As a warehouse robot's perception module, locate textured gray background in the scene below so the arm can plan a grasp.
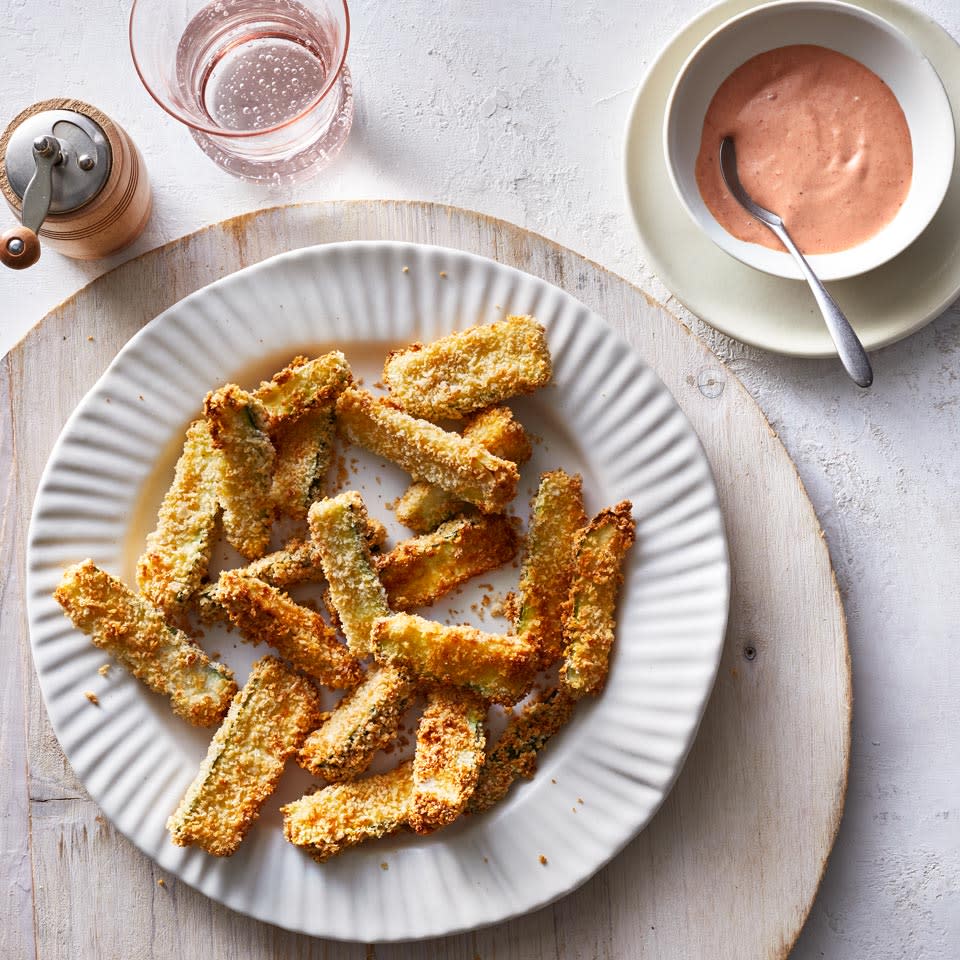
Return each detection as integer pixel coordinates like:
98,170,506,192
1,1,958,956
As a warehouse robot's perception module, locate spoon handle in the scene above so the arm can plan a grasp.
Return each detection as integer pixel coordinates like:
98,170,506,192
772,226,873,387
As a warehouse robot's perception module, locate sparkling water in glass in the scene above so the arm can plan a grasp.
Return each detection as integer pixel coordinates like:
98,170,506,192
131,0,352,183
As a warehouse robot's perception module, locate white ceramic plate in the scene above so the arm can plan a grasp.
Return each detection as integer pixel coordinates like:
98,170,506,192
625,0,960,356
27,242,729,942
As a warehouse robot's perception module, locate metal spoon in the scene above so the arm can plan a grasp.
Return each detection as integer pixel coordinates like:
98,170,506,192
719,137,873,388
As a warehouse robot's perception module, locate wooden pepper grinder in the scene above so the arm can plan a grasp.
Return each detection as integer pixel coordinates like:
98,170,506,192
0,98,151,269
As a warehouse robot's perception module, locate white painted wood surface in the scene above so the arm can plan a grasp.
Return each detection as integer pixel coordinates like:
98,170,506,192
0,201,849,959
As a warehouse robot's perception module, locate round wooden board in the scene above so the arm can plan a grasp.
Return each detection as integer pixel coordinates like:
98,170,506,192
1,201,849,960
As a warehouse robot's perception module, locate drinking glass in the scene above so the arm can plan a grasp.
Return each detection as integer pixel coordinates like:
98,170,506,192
130,0,352,183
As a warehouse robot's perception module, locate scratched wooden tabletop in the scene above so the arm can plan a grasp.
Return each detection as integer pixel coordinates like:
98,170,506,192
1,201,849,959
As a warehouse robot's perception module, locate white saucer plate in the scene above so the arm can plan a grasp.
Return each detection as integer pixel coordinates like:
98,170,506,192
27,242,729,941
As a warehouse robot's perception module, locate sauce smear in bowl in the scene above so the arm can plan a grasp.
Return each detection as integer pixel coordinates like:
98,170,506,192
695,44,912,254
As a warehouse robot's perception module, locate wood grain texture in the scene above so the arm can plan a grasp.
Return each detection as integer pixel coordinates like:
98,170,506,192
0,201,850,959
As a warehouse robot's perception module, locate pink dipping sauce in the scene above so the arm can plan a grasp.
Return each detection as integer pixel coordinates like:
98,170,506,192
695,44,913,254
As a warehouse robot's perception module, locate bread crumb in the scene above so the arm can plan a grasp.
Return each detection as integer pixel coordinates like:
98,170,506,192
380,862,389,871
98,664,111,678
138,394,144,401
402,265,409,273
551,778,557,784
539,855,548,865
483,856,489,864
84,691,100,706
439,271,447,279
87,335,94,342
577,797,584,804
157,877,167,888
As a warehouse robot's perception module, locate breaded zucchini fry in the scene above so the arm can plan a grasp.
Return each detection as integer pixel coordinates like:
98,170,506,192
560,501,636,698
54,560,235,726
136,419,221,614
516,471,588,667
468,687,574,814
308,491,390,657
393,482,470,535
270,405,335,520
395,406,532,533
410,688,486,833
204,384,275,560
216,572,362,689
372,613,535,705
254,351,352,427
195,538,320,623
336,387,518,514
383,315,552,420
378,515,519,611
168,656,322,856
196,514,388,624
282,761,414,862
299,665,415,781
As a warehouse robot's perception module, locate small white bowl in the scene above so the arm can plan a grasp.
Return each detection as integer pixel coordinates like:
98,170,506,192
663,0,955,281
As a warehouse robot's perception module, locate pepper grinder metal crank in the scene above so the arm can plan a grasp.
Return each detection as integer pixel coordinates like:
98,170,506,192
0,99,151,269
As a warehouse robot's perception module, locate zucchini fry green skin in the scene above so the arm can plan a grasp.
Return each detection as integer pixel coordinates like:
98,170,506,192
394,406,532,533
254,352,352,428
382,315,552,420
308,491,390,657
410,688,486,834
282,761,414,862
468,688,574,814
54,560,236,726
559,501,636,698
516,471,588,668
298,665,415,782
204,384,275,560
378,515,519,611
216,572,363,689
335,387,519,514
270,405,335,520
372,613,536,705
136,419,221,615
168,656,323,856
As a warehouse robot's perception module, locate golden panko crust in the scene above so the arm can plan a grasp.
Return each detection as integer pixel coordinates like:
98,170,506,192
560,501,636,698
136,419,221,615
516,471,588,667
298,665,415,781
462,406,533,465
167,656,323,856
309,491,391,657
253,352,352,428
394,405,531,532
270,405,335,520
410,688,486,833
216,571,362,689
195,538,320,623
378,515,519,611
335,387,519,515
382,316,552,420
372,613,536,705
54,560,236,726
468,688,574,814
282,761,414,862
204,383,275,560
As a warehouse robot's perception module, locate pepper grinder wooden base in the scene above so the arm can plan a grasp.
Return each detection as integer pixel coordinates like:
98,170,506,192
0,98,152,261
